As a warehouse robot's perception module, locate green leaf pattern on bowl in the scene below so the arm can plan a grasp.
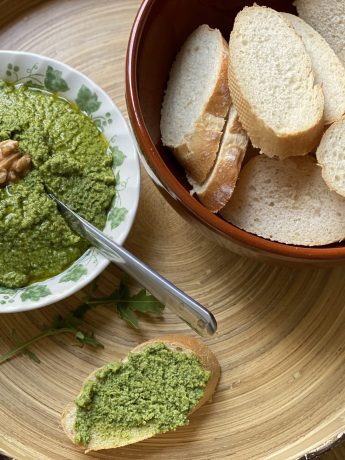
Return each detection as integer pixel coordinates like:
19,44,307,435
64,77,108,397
59,264,87,283
21,285,51,302
108,207,128,230
110,144,126,167
76,84,101,114
0,60,131,304
44,65,70,92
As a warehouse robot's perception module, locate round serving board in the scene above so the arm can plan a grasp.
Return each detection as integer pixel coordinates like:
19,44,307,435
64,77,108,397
0,1,345,459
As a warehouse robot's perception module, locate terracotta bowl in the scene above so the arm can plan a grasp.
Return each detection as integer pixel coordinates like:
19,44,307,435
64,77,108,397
126,0,345,266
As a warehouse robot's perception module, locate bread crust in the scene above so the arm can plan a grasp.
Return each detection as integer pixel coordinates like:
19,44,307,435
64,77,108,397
316,116,345,197
61,335,220,452
294,0,345,66
189,106,248,212
282,12,345,125
171,35,231,183
228,6,325,159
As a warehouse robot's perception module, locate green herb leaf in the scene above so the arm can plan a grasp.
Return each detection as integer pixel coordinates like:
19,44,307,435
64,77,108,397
44,65,69,92
76,331,103,348
24,349,41,364
11,329,41,363
0,328,79,364
129,289,165,314
117,305,139,329
115,286,164,329
51,315,64,329
76,85,101,115
75,330,85,340
118,275,130,300
0,276,164,364
72,302,94,320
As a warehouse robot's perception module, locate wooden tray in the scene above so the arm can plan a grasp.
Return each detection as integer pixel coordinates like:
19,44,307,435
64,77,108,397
0,1,345,459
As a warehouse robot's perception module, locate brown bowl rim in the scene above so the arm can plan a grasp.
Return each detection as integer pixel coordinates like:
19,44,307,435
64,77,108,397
125,0,345,262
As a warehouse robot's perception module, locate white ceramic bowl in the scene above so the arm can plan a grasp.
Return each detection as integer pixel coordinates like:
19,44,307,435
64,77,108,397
0,51,140,313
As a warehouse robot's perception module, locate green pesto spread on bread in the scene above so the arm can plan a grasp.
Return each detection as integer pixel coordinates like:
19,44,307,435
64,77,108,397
74,342,211,446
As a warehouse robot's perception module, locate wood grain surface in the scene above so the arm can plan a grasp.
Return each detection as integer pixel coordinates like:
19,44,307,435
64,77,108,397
1,1,345,459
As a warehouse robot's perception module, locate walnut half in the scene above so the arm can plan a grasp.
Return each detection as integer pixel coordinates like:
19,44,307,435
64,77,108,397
0,140,32,187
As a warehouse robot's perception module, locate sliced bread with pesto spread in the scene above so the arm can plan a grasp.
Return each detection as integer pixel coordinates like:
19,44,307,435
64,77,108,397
228,5,324,159
160,25,231,183
61,335,220,452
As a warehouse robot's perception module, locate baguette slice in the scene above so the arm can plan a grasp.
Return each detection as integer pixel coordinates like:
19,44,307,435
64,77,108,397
188,105,248,213
221,155,345,246
161,25,231,183
294,0,345,66
282,12,345,125
316,117,345,197
62,335,220,453
228,5,324,159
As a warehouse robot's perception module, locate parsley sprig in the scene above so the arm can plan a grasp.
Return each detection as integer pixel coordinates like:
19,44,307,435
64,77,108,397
0,277,164,365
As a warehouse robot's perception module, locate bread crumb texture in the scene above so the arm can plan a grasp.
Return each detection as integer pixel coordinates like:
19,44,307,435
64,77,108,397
294,0,345,65
317,117,345,197
221,155,345,246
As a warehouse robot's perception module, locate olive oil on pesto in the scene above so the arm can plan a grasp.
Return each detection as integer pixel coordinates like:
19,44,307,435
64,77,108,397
74,343,211,446
0,81,115,288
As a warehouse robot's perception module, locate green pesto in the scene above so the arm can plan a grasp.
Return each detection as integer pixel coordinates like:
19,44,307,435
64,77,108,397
74,343,210,446
0,81,115,288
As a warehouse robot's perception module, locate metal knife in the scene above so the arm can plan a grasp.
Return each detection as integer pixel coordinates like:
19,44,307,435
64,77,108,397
47,191,217,337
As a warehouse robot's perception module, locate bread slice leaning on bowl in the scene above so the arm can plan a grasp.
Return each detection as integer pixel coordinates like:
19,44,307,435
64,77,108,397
160,24,231,183
188,104,248,213
228,5,324,159
61,335,220,452
282,12,345,125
